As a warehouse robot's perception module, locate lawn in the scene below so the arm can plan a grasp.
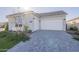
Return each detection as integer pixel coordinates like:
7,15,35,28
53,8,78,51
0,31,30,52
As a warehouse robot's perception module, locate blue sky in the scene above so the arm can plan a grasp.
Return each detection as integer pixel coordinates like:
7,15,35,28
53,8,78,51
0,7,79,22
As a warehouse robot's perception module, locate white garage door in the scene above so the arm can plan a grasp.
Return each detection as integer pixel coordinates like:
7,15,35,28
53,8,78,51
41,19,64,30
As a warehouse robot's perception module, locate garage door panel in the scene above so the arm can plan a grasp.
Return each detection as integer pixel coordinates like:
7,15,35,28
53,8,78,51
41,19,63,30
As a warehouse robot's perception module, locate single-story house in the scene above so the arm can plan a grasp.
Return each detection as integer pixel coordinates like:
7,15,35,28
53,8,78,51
7,10,67,32
67,17,79,30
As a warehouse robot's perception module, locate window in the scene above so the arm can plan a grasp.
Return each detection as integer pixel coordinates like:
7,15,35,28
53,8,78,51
19,24,22,27
15,15,23,27
15,24,22,27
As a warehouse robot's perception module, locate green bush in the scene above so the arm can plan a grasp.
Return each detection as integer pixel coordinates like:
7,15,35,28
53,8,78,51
70,27,74,30
69,26,78,31
24,26,29,32
27,30,32,33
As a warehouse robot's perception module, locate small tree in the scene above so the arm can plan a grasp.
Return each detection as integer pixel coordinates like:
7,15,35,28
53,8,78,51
24,26,29,32
4,23,8,32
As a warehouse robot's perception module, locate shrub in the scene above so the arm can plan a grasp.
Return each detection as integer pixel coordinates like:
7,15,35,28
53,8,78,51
70,27,74,30
27,30,32,33
69,26,78,31
24,26,29,32
22,35,30,42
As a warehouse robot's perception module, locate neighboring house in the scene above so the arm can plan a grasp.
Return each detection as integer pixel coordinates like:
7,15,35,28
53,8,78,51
7,11,67,32
67,17,79,30
0,22,7,31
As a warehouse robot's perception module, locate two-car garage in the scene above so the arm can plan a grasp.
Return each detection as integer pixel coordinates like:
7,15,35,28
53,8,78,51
32,11,67,31
39,15,66,31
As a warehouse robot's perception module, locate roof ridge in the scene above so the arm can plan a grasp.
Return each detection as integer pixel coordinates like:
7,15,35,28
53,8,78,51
7,10,67,18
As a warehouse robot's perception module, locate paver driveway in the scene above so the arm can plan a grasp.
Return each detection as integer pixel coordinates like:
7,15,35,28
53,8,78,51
8,30,79,52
